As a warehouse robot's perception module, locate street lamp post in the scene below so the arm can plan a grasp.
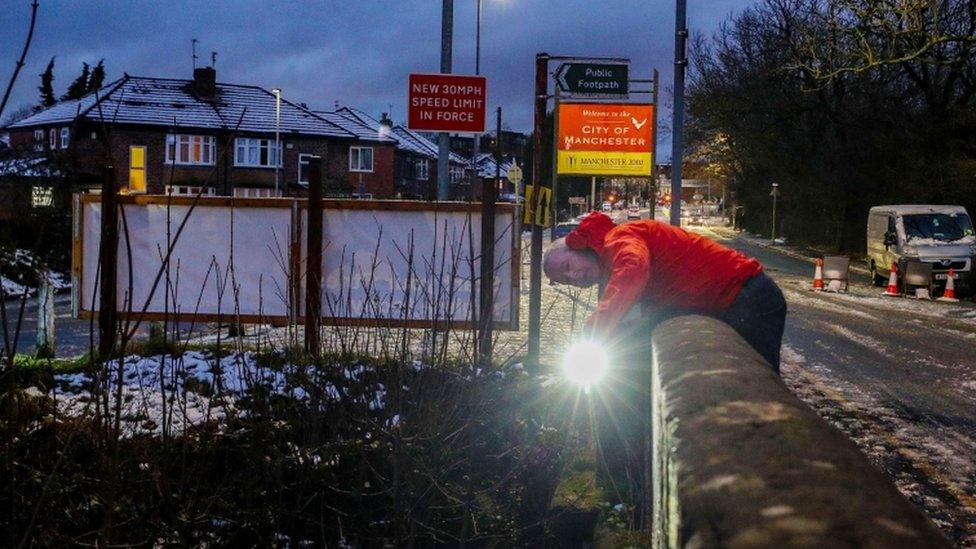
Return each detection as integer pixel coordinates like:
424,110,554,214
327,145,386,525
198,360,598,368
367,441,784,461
272,88,281,196
438,0,454,200
470,0,483,202
670,0,688,227
770,182,780,242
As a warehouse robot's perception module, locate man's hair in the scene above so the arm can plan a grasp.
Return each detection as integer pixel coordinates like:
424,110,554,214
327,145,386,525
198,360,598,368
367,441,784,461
543,238,597,279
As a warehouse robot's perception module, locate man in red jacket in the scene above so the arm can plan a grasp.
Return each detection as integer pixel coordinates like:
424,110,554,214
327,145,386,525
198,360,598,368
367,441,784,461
543,212,787,371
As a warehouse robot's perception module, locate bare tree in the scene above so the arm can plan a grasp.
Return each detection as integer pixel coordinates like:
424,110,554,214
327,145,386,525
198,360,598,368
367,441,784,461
0,1,39,122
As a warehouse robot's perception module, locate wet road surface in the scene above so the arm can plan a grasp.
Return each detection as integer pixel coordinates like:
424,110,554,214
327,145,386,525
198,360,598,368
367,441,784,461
694,224,976,545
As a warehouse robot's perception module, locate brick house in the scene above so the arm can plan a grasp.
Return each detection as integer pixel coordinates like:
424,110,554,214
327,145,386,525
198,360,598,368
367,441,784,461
333,107,469,200
3,68,397,198
471,152,517,201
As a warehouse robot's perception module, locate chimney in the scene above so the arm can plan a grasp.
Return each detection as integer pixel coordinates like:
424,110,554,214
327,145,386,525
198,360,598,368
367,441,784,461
193,67,216,99
378,112,393,138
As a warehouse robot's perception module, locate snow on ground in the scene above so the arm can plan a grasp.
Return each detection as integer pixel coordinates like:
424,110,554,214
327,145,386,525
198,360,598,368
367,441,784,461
781,344,976,545
781,274,976,325
1,248,70,298
46,351,386,437
782,284,878,320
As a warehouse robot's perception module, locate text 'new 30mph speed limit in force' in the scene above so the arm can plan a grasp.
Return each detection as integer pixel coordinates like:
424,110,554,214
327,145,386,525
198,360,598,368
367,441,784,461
557,102,654,177
407,73,487,133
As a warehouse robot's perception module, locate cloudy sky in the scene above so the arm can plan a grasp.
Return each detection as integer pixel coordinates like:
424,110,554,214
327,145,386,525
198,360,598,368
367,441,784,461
1,0,754,155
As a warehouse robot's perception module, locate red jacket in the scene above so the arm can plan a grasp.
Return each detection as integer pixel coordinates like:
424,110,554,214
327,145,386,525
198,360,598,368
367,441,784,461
565,213,763,335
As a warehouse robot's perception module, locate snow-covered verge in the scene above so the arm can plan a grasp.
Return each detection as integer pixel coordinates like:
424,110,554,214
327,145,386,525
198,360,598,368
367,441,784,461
1,248,70,298
44,351,400,437
8,347,562,547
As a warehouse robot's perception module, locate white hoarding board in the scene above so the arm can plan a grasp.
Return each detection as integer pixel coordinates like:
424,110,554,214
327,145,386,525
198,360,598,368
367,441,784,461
80,199,293,319
76,196,519,329
301,206,516,326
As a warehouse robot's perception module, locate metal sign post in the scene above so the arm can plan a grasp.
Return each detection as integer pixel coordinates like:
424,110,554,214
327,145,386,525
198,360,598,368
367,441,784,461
770,183,780,242
478,107,501,364
651,69,659,220
527,52,549,371
305,157,323,358
550,86,561,240
506,165,523,193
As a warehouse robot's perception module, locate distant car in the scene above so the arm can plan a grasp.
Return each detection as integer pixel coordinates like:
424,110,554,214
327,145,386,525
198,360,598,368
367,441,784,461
601,202,612,212
627,206,641,220
552,221,580,240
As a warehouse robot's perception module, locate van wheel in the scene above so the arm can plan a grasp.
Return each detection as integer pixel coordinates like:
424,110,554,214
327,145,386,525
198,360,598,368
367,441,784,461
870,262,884,286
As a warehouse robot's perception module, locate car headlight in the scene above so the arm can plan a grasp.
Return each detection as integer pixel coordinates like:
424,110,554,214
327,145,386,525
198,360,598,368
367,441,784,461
562,341,609,392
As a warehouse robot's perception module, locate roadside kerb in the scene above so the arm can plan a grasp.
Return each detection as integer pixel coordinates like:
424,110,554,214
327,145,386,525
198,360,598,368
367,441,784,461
650,315,950,547
728,228,872,277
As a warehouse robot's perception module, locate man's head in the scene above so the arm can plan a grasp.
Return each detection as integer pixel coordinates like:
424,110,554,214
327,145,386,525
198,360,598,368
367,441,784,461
543,238,602,287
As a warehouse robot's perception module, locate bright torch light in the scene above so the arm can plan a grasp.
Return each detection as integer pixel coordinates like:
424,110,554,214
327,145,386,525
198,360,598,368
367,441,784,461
562,340,609,392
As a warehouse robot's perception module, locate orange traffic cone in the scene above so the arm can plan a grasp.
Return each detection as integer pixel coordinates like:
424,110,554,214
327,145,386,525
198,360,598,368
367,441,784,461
883,263,900,297
937,268,959,302
811,258,824,291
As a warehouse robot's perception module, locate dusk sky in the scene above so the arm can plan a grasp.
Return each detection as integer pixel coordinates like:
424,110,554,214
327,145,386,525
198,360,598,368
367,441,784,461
1,0,754,155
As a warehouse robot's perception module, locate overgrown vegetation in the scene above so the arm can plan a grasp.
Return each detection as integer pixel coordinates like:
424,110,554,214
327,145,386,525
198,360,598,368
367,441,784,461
3,349,575,546
688,0,976,252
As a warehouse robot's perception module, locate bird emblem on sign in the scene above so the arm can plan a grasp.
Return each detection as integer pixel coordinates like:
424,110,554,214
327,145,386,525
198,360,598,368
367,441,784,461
631,117,648,130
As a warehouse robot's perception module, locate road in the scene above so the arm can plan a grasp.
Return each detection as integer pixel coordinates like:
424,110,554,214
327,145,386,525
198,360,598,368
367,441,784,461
2,294,97,357
2,294,158,358
689,223,976,546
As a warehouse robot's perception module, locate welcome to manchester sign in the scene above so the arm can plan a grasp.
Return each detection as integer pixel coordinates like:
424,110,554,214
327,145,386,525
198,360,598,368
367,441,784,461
557,103,654,177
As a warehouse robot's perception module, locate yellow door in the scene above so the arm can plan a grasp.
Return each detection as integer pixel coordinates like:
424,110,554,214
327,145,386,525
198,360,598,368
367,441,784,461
129,146,147,193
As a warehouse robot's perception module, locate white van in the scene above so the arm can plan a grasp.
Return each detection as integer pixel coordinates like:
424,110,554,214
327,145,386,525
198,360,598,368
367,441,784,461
867,205,975,292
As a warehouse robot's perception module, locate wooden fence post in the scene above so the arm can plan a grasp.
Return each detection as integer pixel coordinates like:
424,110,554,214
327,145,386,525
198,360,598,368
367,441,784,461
304,157,323,357
98,165,118,358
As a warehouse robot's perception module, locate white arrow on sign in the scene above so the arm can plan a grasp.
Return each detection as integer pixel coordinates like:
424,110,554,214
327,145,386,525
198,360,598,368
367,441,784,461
555,64,571,92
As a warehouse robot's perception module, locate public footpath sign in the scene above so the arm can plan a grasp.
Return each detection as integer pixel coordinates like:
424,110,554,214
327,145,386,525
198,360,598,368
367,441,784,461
555,62,629,98
407,73,487,133
557,102,654,177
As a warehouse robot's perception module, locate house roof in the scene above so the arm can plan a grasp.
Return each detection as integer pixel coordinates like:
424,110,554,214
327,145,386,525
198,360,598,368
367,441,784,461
315,110,396,143
0,155,62,177
5,75,355,139
473,152,516,179
336,106,468,164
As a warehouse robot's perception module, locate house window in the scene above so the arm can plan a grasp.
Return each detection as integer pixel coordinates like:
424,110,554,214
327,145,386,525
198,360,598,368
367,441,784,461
31,186,53,208
60,128,69,149
234,138,281,168
165,185,215,196
128,145,147,193
233,187,280,198
298,154,318,185
49,129,57,149
349,146,373,172
416,158,429,181
450,165,464,184
33,130,43,151
166,134,215,165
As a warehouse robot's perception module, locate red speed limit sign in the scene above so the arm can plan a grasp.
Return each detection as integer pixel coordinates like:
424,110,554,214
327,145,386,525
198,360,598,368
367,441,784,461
407,73,487,133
